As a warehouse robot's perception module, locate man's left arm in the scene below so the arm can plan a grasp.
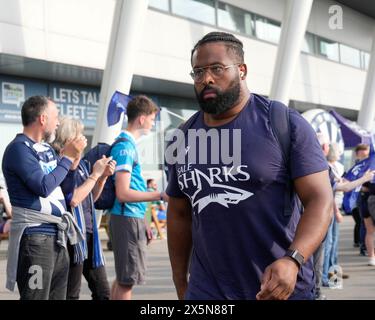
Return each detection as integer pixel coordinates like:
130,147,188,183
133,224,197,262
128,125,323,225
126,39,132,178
288,169,333,264
256,170,333,300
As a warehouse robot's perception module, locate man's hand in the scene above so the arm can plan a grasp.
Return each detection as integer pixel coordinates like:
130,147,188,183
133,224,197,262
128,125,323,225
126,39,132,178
336,213,344,223
256,257,299,300
146,225,153,245
335,204,344,223
161,191,169,202
174,278,188,300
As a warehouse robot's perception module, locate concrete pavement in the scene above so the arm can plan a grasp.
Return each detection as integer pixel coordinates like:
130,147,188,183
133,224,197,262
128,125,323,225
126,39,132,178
321,215,375,300
0,232,176,300
0,215,374,300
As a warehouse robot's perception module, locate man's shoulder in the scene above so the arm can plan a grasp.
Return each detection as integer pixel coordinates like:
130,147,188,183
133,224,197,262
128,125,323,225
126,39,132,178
114,132,136,148
2,136,38,173
250,94,285,122
251,93,289,110
111,138,136,156
111,137,138,165
288,107,314,133
252,93,272,107
4,135,32,155
252,94,294,113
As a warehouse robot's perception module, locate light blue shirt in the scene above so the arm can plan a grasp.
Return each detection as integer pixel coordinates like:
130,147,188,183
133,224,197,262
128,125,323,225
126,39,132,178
110,131,147,218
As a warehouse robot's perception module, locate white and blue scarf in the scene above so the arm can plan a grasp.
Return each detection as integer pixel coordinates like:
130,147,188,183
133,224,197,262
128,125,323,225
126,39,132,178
71,162,105,268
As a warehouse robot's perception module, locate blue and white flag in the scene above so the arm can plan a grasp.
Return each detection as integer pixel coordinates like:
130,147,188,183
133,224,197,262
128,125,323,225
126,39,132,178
107,91,132,126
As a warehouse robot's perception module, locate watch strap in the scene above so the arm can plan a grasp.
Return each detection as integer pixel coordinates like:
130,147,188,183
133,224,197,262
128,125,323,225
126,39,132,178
284,249,305,269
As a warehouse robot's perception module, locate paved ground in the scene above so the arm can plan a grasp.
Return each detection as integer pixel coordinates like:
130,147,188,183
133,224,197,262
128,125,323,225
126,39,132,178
0,215,374,300
321,216,375,300
0,230,176,300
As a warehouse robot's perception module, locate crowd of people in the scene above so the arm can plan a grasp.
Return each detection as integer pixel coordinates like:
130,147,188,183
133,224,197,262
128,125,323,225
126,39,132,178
0,31,374,300
1,94,166,300
313,136,375,300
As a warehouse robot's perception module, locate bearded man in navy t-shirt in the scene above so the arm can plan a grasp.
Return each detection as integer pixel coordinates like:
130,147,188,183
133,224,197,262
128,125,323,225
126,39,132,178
165,32,333,300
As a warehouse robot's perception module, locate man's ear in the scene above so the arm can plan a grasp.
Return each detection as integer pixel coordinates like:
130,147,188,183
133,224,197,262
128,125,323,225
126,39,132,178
239,64,248,79
139,115,146,126
39,113,47,126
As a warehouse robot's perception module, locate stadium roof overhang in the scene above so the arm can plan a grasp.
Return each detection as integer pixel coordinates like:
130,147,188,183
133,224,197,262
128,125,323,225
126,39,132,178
336,0,375,20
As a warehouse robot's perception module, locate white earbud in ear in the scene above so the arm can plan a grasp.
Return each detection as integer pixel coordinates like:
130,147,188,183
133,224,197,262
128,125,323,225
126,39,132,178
240,72,244,77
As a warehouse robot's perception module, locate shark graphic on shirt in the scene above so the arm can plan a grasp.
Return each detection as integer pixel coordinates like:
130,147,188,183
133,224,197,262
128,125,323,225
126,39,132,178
187,169,253,214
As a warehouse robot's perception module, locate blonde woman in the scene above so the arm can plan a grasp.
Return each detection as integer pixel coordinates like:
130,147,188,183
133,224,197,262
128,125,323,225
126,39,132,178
52,116,116,300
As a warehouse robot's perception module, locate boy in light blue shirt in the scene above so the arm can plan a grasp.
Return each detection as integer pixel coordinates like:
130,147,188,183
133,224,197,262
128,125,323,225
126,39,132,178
109,95,167,300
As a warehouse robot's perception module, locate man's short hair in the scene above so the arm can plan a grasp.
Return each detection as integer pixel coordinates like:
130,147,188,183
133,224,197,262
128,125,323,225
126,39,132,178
21,96,51,127
126,95,159,123
355,143,369,154
191,31,244,64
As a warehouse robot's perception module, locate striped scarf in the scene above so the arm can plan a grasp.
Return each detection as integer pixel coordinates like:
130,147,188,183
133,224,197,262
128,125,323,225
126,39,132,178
71,162,105,268
71,203,88,264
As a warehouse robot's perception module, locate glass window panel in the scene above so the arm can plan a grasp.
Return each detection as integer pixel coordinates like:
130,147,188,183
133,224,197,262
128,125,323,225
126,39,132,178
301,33,316,54
361,51,370,70
171,0,215,25
217,2,253,36
318,38,339,62
136,106,197,172
254,17,280,44
149,0,169,11
340,44,360,68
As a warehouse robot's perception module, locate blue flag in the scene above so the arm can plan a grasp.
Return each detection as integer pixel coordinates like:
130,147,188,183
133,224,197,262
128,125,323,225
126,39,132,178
107,91,132,126
342,141,375,213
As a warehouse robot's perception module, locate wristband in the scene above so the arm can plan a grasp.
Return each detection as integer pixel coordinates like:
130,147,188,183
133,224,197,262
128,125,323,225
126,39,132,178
88,176,98,183
284,249,304,269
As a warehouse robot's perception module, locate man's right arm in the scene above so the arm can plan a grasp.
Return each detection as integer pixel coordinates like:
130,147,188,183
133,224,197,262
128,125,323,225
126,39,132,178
9,137,86,198
167,196,192,300
115,171,163,202
7,143,73,198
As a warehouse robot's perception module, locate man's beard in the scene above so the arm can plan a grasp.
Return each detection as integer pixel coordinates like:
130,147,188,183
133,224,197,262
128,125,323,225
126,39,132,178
195,79,241,115
43,130,55,144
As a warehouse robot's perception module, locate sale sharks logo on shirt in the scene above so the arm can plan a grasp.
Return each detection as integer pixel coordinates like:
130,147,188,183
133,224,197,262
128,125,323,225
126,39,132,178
177,166,253,215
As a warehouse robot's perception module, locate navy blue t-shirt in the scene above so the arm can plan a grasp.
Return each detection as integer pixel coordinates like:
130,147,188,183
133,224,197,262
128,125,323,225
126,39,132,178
2,133,72,235
166,94,328,300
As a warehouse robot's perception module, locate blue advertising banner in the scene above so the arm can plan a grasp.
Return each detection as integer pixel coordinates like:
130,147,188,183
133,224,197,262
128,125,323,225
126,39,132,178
0,75,99,128
49,83,100,128
0,75,47,123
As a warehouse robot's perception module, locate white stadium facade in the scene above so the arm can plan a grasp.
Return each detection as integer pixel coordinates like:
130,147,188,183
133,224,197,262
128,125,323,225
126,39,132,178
1,0,375,181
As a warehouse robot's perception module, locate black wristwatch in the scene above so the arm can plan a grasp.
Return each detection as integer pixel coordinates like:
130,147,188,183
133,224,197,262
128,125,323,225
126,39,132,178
284,249,305,269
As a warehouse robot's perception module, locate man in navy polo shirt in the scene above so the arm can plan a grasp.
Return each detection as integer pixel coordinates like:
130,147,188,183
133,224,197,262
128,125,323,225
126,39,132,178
165,32,333,300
